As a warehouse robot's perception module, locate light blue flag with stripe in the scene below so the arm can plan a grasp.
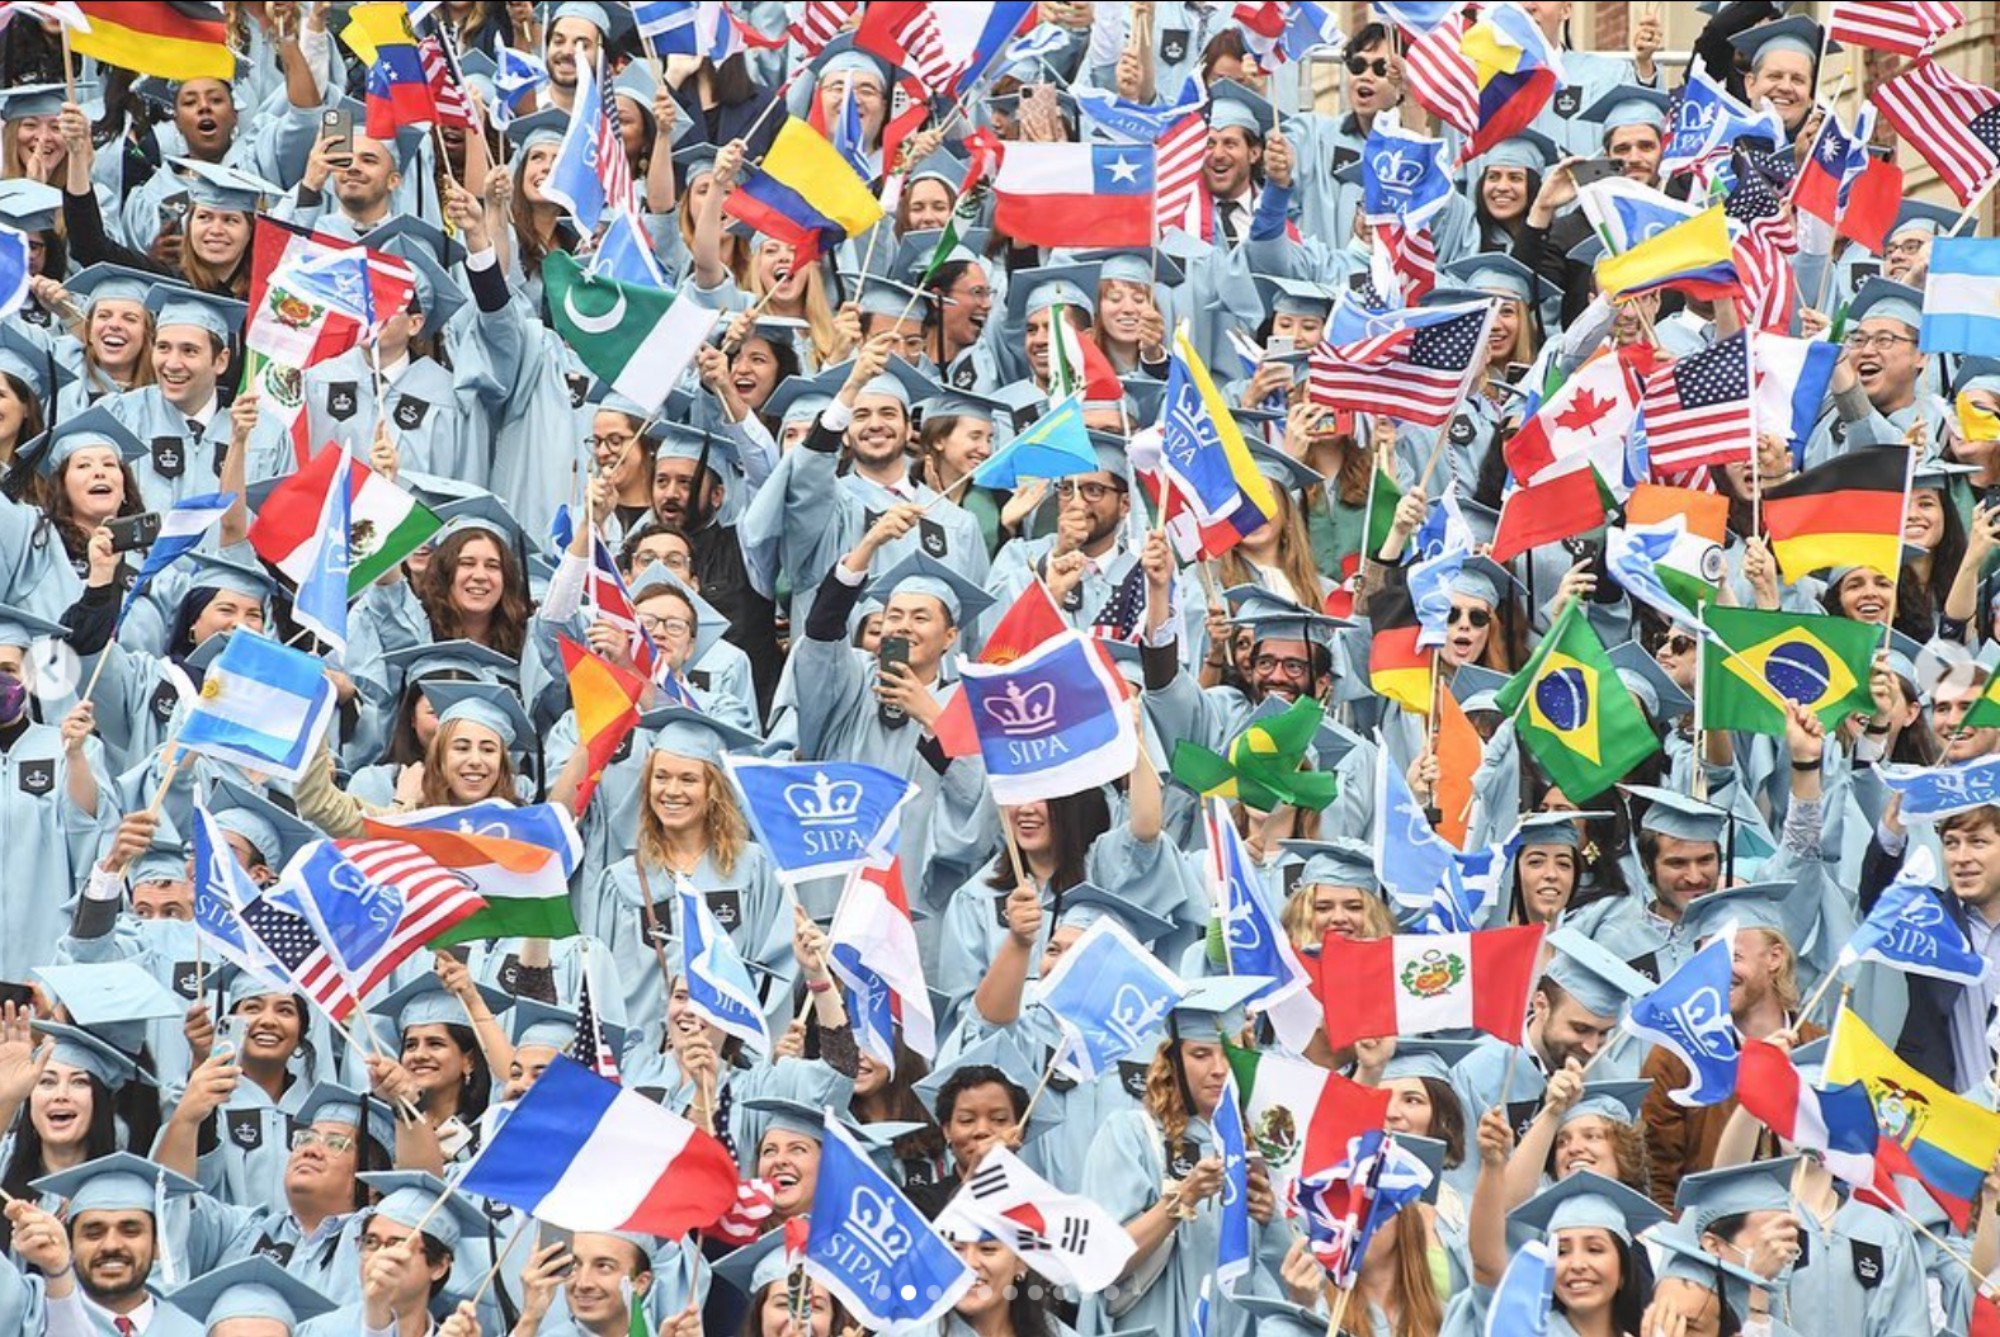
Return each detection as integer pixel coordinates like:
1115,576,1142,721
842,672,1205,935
677,874,770,1052
1485,1239,1554,1336
120,490,234,623
177,634,337,783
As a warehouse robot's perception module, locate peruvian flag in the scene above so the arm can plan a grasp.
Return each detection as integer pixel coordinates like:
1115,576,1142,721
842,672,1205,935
1735,1037,1912,1207
1317,926,1544,1049
827,849,936,1063
1503,346,1648,485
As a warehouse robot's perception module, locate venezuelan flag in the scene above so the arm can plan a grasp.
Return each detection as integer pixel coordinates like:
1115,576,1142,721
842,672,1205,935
1368,564,1434,716
1593,206,1738,302
1827,1006,2000,1229
722,117,884,265
1459,5,1563,161
72,2,233,82
557,636,647,814
1761,448,1908,583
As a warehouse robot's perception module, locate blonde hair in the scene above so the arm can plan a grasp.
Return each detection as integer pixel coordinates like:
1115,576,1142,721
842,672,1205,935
749,256,840,368
421,717,520,808
637,754,748,877
1218,487,1323,610
1281,880,1395,951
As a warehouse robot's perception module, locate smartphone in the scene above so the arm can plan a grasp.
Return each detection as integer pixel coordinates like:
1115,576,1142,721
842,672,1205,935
1567,156,1624,188
0,982,34,1011
156,191,190,240
320,106,354,166
435,1115,473,1159
214,1016,247,1061
537,1221,576,1276
106,511,162,554
877,634,911,727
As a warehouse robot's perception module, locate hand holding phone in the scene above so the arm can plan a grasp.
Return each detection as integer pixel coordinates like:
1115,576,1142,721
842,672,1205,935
1566,157,1624,188
105,511,161,554
877,634,912,727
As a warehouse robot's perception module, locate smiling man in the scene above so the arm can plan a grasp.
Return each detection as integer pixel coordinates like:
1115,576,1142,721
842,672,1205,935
1805,278,1950,466
18,1153,205,1334
103,287,247,511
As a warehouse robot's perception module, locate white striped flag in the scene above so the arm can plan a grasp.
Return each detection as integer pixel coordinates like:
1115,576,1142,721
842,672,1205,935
1153,109,1207,239
121,490,233,620
789,0,859,58
827,849,936,1064
708,1178,777,1244
569,955,620,1082
1306,299,1494,427
1827,0,1963,57
596,49,635,216
417,34,473,130
1638,332,1753,473
1395,8,1477,138
1875,57,2000,206
1377,222,1438,302
854,1,960,97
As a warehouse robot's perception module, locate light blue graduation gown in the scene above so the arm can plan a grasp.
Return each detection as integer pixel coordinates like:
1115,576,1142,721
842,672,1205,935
0,723,114,980
103,387,228,512
120,98,325,254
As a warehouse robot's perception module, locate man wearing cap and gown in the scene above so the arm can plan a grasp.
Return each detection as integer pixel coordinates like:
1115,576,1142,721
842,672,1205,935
0,604,114,981
1802,278,1950,467
541,2,611,116
294,1171,491,1337
103,287,247,511
164,1258,336,1337
984,434,1147,634
1564,785,1734,981
744,340,989,638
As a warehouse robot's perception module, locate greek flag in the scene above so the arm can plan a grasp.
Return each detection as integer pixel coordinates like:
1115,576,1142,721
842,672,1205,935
676,874,770,1052
1623,925,1741,1106
1839,848,1985,984
177,634,338,783
1033,917,1186,1080
806,1117,972,1328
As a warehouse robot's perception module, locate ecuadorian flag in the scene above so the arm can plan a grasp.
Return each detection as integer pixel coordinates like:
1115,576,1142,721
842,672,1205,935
1459,5,1564,162
1827,1005,2000,1229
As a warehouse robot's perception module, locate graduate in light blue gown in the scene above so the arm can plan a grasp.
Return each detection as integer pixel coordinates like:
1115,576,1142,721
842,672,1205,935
1800,278,1950,469
295,1169,497,1337
1561,785,1734,984
345,640,521,802
1450,1167,1666,1337
711,1229,845,1337
163,1257,336,1336
105,286,247,512
932,1211,1083,1337
0,326,74,613
12,1152,207,1336
3,403,154,630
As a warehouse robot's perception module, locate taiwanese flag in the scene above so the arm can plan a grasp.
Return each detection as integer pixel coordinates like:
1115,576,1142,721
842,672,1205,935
1761,449,1909,583
1367,563,1433,716
367,40,438,138
72,2,233,81
557,636,647,814
1459,4,1563,161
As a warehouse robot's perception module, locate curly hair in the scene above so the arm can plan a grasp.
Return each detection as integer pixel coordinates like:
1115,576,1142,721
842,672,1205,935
416,528,531,659
637,754,749,878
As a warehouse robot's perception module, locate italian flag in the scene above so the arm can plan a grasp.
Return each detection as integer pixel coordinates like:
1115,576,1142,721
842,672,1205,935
1318,926,1544,1050
1224,1042,1390,1195
248,445,439,594
544,252,719,415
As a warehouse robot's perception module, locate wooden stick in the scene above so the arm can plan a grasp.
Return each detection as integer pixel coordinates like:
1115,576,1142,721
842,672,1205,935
1794,966,1844,1030
922,468,978,511
1889,1201,1997,1301
58,22,75,103
141,737,188,825
469,1219,531,1309
79,643,114,709
722,286,784,355
404,1174,460,1242
1018,1035,1067,1127
1324,1281,1354,1337
1002,819,1033,890
1950,173,1999,238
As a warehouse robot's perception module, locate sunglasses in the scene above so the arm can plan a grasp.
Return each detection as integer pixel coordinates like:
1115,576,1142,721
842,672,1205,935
1660,634,1697,655
1345,55,1392,76
1447,606,1492,629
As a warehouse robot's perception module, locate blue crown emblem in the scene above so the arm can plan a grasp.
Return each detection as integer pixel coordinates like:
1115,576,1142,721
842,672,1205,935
847,1186,915,1262
1370,147,1426,190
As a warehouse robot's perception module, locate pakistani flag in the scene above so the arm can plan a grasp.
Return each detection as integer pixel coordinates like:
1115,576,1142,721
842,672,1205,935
545,252,720,414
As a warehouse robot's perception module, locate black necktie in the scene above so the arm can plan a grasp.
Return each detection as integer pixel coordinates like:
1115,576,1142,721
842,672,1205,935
1219,199,1244,242
186,416,203,438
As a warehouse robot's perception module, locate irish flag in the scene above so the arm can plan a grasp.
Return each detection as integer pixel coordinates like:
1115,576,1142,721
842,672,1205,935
249,445,439,594
1317,926,1544,1049
364,800,582,945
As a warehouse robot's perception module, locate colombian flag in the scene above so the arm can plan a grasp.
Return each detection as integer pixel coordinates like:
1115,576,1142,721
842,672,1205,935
1494,598,1657,801
1699,606,1879,736
1761,449,1909,583
557,636,647,814
1459,4,1564,162
722,117,884,266
1367,563,1433,716
1826,1005,2000,1230
72,2,233,82
1592,205,1738,302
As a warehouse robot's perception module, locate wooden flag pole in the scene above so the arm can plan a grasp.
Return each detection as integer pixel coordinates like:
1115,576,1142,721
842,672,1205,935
1323,1281,1355,1337
1018,1033,1068,1127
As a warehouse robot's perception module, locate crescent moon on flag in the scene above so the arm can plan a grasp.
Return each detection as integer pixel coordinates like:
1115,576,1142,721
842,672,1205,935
563,287,626,335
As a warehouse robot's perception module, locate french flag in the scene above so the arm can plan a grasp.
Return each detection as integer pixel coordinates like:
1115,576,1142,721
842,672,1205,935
456,1055,739,1236
1736,1037,1910,1206
828,849,936,1065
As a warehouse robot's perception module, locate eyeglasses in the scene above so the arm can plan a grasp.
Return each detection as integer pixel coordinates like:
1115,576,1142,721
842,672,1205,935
948,284,994,303
1253,653,1312,680
1658,634,1697,656
585,434,636,452
640,614,693,638
1843,332,1917,352
290,1129,357,1154
1447,606,1492,629
1054,479,1127,503
1886,238,1929,257
1345,55,1392,76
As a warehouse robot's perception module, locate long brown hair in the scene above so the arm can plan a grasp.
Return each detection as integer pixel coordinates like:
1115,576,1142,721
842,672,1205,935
43,453,145,559
419,716,519,808
636,753,748,877
82,305,156,392
177,207,253,296
1218,487,1323,610
1142,1042,1195,1145
416,529,531,658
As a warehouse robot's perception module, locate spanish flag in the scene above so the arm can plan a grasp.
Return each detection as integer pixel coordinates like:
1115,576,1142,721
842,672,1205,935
558,636,648,815
72,2,233,82
1761,448,1909,584
1826,1005,2000,1229
1368,563,1433,716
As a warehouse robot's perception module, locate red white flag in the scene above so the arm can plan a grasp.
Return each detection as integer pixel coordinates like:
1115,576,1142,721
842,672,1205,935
1153,109,1207,239
943,1146,1136,1293
789,0,859,57
1397,9,1477,137
1826,0,1963,57
1504,346,1644,484
1875,57,2000,206
853,0,958,95
1316,925,1545,1049
1638,331,1755,474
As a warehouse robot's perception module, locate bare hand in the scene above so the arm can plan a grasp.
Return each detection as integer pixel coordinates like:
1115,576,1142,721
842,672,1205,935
0,1003,52,1106
1003,881,1042,948
4,1201,71,1277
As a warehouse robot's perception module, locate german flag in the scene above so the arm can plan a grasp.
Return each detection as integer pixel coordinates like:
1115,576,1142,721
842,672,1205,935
1761,449,1908,584
1368,563,1433,715
72,3,233,82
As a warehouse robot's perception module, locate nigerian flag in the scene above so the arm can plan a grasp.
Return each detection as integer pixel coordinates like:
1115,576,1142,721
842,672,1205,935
1495,599,1658,801
545,252,719,414
1700,606,1878,736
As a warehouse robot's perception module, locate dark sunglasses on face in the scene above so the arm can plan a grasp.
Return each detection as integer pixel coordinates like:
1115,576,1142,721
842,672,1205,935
1346,55,1392,76
1660,634,1697,655
1447,606,1492,629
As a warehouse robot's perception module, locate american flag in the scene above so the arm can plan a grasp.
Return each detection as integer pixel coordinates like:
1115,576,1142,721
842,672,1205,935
1154,110,1207,239
1638,332,1754,474
709,1179,778,1244
1396,9,1477,139
1726,147,1801,330
1827,0,1964,56
568,964,620,1082
1307,302,1494,427
1875,57,2000,206
790,0,860,58
1089,561,1147,643
855,1,959,98
418,34,474,131
594,51,637,217
299,841,484,1017
1377,222,1437,302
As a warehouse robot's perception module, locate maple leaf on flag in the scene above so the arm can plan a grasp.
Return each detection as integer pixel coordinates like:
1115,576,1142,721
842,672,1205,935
1554,387,1616,435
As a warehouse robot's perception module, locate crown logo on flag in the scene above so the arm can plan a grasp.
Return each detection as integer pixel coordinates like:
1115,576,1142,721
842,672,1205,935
981,680,1058,736
1105,982,1171,1048
783,771,863,825
847,1186,915,1263
1370,148,1424,190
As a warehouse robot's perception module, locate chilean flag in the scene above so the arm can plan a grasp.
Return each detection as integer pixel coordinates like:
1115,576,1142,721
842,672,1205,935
992,142,1158,248
1735,1037,1911,1207
827,849,935,1064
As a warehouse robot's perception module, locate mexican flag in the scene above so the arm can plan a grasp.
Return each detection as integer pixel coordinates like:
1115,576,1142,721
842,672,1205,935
1317,926,1545,1050
1223,1041,1390,1196
248,445,439,593
544,252,719,414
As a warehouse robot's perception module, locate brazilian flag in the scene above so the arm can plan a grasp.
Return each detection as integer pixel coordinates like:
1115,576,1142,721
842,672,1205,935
1700,606,1879,736
1495,600,1658,801
1170,696,1339,812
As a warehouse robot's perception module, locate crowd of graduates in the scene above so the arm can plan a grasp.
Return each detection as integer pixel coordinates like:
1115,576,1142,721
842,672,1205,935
2,1,2000,1335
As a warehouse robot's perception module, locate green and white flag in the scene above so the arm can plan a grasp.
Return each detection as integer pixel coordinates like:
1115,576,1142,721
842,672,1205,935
544,252,719,413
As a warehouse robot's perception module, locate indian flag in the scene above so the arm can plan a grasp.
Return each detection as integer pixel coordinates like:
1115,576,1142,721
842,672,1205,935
545,252,720,414
1630,514,1724,613
249,446,439,594
364,800,582,945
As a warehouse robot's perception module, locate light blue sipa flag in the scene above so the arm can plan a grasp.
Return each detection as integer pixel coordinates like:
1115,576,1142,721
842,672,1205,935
1485,1239,1555,1337
1839,847,1985,984
543,49,608,229
1361,121,1450,230
1034,917,1185,1079
1879,755,2000,821
1623,926,1741,1106
725,757,917,883
1214,1074,1252,1295
806,1116,972,1329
